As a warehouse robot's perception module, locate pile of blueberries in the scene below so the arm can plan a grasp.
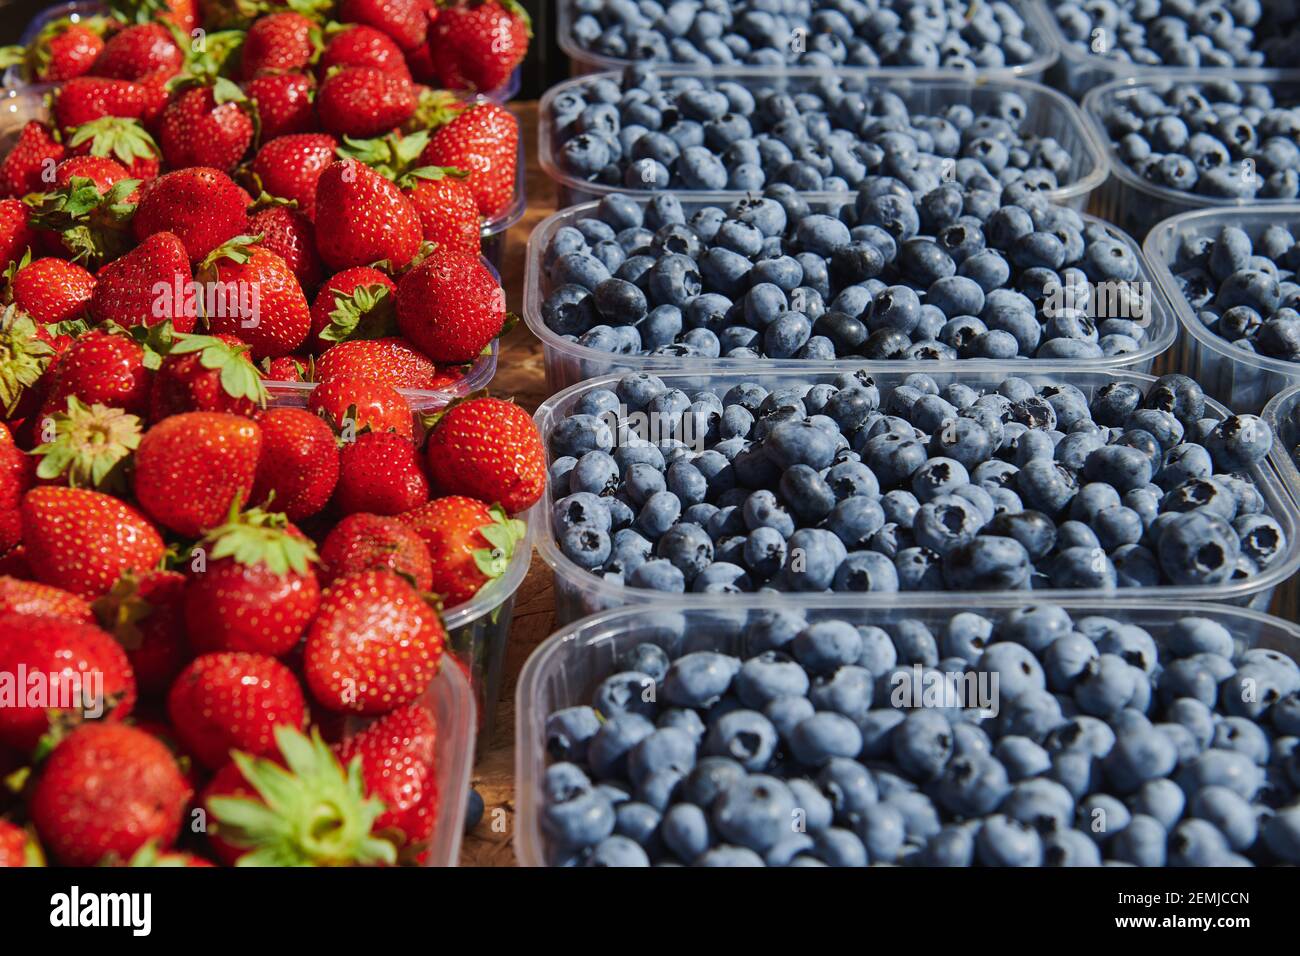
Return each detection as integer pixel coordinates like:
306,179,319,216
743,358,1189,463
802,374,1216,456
552,69,1076,194
541,185,1155,362
1169,223,1300,361
1095,80,1300,200
564,0,1045,71
540,607,1300,866
546,370,1287,598
1053,0,1300,69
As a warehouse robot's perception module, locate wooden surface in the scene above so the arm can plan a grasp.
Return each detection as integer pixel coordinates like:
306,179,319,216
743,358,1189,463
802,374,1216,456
458,100,1300,866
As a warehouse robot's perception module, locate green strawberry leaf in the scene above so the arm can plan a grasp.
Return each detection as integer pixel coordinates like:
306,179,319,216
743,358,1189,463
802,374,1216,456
67,117,160,165
471,505,526,580
0,305,55,415
319,283,397,344
203,504,319,575
32,395,143,493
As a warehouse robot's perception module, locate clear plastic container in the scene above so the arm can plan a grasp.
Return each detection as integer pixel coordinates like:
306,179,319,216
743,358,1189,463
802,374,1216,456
523,195,1176,393
480,134,527,274
1143,204,1300,415
2,0,106,89
419,654,476,866
514,596,1300,866
539,68,1107,210
1262,383,1300,507
555,0,1060,82
530,365,1300,623
1081,71,1300,241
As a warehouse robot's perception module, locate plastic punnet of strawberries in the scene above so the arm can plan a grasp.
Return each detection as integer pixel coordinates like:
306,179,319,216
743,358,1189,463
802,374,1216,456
0,0,537,868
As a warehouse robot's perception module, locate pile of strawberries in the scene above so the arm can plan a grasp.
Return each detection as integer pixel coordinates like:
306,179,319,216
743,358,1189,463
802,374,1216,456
0,0,542,867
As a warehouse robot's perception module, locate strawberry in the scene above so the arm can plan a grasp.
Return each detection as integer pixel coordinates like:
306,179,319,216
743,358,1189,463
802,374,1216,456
303,569,445,713
121,0,200,33
334,431,429,515
340,0,430,50
90,230,195,330
168,652,307,770
0,121,65,198
320,511,433,589
205,725,397,865
250,406,340,519
22,174,140,267
20,486,164,599
9,257,95,325
261,353,313,382
53,77,156,132
0,304,55,422
0,438,31,553
23,18,110,83
320,23,411,79
0,820,42,867
336,701,438,846
92,22,184,81
242,71,317,140
29,723,189,866
313,158,422,270
406,166,481,255
307,374,414,437
133,410,263,537
401,495,523,605
65,117,162,183
247,201,324,292
132,166,250,262
240,11,320,79
91,569,188,695
317,66,416,139
149,332,267,420
250,133,338,221
52,153,132,191
185,506,321,657
0,576,94,623
424,396,544,513
38,329,151,419
316,337,441,389
428,0,531,93
159,79,256,172
0,199,36,270
31,397,142,492
196,235,312,358
419,101,517,218
308,266,397,351
0,613,137,751
395,249,504,362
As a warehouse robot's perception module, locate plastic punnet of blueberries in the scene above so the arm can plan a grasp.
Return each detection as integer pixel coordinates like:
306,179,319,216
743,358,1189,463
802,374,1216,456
539,607,1300,866
546,370,1288,596
540,185,1155,362
564,0,1044,71
552,70,1078,197
1169,222,1300,360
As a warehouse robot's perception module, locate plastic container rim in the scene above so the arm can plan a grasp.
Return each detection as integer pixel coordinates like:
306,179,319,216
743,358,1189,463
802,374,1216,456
1261,383,1300,508
425,655,475,867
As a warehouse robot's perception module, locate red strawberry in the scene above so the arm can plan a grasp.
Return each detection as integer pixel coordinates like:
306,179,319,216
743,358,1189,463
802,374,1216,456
0,199,36,270
159,80,256,172
0,438,31,554
0,121,65,198
65,117,162,182
91,569,188,695
317,66,415,139
90,230,195,331
313,158,422,270
39,329,151,419
185,506,321,657
320,511,433,589
308,266,397,351
424,396,544,513
339,0,430,50
196,235,312,358
147,0,200,33
334,431,429,515
52,153,132,191
132,166,250,262
400,495,523,605
133,411,263,537
307,374,414,437
429,0,531,93
251,406,340,519
26,18,109,83
10,257,95,325
20,486,164,599
405,167,481,255
30,396,142,493
316,337,441,389
149,332,267,420
0,576,93,623
395,249,505,364
53,77,155,132
242,71,317,140
22,172,140,267
29,722,189,866
169,652,306,770
0,819,42,866
420,101,518,218
240,11,320,79
199,758,259,864
0,613,136,751
303,569,445,713
92,22,184,81
336,701,438,846
261,353,313,382
320,24,411,79
247,202,324,292
250,133,338,221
